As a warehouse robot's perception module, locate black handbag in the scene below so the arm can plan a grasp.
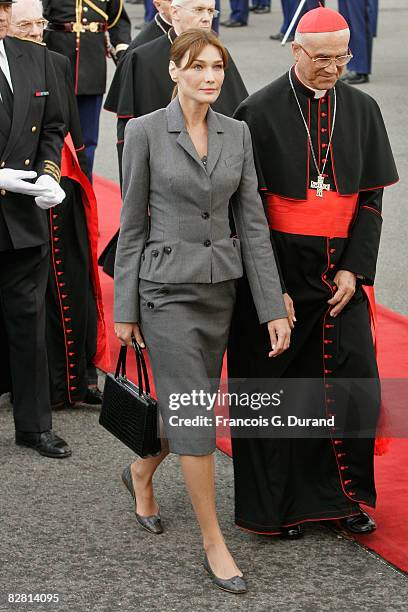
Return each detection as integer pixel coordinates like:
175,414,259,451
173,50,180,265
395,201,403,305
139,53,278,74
99,339,161,458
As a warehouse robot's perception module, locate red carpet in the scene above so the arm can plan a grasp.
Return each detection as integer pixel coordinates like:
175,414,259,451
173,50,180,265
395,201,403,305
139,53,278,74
94,175,408,573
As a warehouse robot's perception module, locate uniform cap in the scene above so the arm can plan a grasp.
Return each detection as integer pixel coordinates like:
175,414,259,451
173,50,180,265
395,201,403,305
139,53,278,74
296,7,349,34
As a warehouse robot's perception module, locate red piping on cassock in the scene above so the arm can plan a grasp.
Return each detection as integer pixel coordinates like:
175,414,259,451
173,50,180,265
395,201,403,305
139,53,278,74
60,134,110,372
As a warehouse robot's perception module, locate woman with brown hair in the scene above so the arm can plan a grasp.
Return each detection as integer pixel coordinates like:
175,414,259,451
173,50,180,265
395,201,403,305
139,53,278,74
114,29,290,593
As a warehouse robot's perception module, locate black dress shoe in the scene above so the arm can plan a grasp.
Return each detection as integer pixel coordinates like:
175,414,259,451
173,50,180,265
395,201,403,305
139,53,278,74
203,555,247,594
220,19,247,27
121,465,163,534
339,509,376,534
341,71,369,85
15,430,72,458
269,31,293,42
249,4,260,10
253,6,271,13
280,524,304,539
83,387,103,405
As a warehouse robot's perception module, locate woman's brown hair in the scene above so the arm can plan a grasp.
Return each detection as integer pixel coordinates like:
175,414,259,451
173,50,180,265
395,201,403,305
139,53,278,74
170,29,228,99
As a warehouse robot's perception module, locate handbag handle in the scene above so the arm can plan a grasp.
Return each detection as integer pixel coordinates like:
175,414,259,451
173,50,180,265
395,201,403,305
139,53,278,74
132,337,151,395
114,339,151,396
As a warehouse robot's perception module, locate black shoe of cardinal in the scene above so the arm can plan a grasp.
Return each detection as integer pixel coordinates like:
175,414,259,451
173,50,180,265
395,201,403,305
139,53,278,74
339,509,376,534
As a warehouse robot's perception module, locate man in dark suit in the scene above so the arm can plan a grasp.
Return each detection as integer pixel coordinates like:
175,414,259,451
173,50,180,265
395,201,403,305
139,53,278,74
0,0,71,457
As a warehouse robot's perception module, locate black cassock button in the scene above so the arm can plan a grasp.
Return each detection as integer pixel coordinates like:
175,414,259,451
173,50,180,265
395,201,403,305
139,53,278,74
147,302,155,309
202,212,210,220
164,246,172,254
152,250,159,257
204,239,211,247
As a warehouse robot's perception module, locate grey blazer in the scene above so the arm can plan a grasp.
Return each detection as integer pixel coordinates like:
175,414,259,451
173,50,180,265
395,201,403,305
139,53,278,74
114,97,286,324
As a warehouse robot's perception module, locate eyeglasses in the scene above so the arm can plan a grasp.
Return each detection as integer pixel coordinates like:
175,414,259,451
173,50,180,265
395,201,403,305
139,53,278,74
299,45,353,68
176,6,220,18
13,18,49,35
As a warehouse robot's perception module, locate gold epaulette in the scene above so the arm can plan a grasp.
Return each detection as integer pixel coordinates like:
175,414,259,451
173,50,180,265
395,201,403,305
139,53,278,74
84,0,109,21
108,0,124,29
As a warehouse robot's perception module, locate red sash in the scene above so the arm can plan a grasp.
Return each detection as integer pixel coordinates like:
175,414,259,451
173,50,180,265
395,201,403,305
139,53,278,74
266,188,389,454
266,189,358,239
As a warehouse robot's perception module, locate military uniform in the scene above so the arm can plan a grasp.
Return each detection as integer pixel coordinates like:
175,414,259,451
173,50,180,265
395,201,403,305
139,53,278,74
338,0,374,81
0,37,65,435
43,0,131,173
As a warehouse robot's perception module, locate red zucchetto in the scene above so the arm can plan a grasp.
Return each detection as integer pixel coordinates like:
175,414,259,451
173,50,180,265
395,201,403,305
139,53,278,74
296,7,349,33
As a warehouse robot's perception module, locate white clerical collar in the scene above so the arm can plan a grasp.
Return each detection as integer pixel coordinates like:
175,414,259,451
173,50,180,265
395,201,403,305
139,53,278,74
295,65,327,99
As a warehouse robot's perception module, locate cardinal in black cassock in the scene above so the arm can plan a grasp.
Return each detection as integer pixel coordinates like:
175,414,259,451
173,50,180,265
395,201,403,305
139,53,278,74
105,28,247,127
100,23,248,277
228,8,398,537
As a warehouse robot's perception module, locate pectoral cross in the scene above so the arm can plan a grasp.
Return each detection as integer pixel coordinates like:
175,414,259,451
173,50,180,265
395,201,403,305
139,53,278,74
310,174,330,198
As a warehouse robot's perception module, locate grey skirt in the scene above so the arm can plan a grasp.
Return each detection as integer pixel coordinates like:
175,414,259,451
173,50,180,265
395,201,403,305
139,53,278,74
139,278,237,455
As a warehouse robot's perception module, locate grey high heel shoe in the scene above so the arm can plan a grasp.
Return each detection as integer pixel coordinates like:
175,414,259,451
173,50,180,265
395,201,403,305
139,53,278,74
121,465,163,535
203,554,247,594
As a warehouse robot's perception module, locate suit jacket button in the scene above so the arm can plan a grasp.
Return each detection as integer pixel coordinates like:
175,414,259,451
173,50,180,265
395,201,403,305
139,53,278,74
164,246,172,254
152,250,159,257
202,212,210,219
147,302,155,309
24,159,30,166
204,239,211,247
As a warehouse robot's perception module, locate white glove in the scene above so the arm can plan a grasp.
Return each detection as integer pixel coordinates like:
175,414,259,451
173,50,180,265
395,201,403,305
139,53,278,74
34,174,66,210
0,169,50,196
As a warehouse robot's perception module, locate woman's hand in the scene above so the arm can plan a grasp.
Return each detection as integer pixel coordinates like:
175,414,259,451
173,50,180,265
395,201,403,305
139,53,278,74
267,318,291,357
114,322,145,348
283,293,296,329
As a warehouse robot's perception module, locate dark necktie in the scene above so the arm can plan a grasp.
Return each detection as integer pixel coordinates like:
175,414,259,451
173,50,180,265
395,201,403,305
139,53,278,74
0,65,13,118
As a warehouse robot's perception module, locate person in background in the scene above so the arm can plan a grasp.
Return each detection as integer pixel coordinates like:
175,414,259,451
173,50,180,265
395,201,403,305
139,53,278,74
0,0,70,458
369,0,378,37
114,28,290,594
105,0,247,174
270,0,323,42
9,0,109,409
143,0,157,22
250,0,270,15
220,0,248,27
42,0,131,176
338,0,374,84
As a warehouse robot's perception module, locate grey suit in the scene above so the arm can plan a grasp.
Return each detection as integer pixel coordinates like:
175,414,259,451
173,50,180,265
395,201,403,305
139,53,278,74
114,97,286,455
114,96,285,325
